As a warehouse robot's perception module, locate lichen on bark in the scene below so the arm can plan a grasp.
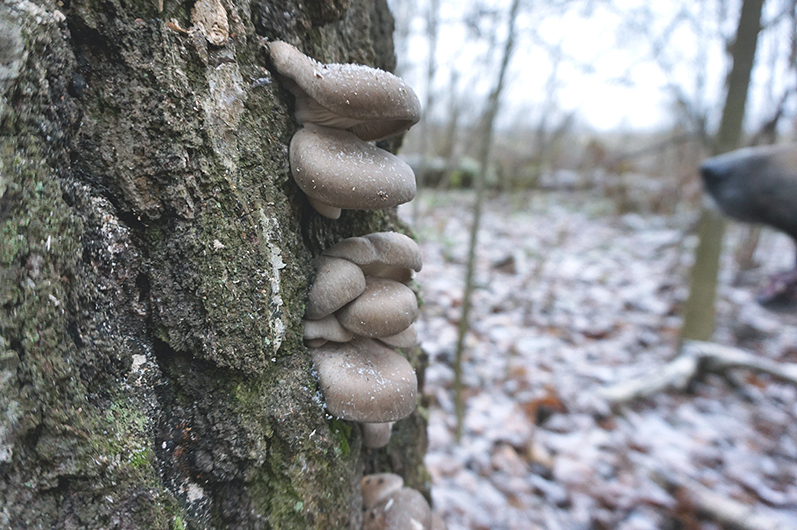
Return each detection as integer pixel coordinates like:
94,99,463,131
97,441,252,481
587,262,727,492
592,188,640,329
0,0,428,528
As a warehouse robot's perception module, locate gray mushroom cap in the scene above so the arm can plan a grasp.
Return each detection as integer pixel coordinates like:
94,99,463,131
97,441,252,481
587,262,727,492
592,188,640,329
377,325,418,349
383,488,433,530
311,338,417,422
336,277,418,338
305,256,366,320
322,231,422,283
290,124,416,218
269,41,421,141
363,487,433,530
361,473,404,510
361,422,393,449
303,314,355,346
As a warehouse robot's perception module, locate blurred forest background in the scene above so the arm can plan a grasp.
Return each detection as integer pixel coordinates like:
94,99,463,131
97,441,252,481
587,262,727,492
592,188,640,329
392,0,796,199
387,0,797,528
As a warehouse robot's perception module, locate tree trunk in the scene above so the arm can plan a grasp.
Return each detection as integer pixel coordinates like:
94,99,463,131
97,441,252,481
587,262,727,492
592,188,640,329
0,0,427,528
679,0,764,342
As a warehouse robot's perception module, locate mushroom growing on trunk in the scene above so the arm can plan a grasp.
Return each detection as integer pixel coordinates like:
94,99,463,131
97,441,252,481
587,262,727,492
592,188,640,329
269,41,421,141
323,231,423,283
290,124,416,218
336,277,419,339
269,41,421,218
303,232,422,345
311,338,417,423
361,473,435,530
304,256,366,320
361,422,393,449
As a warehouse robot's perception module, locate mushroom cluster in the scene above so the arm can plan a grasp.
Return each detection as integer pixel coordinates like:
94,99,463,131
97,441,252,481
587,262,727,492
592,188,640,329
361,473,447,530
303,232,422,448
269,41,422,219
270,41,435,524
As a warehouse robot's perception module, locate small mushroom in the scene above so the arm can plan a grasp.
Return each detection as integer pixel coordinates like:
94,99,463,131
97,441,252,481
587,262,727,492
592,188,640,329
323,231,422,283
377,325,418,349
303,314,354,346
307,197,342,220
311,338,417,422
336,277,418,338
362,422,393,449
290,124,416,218
364,487,433,530
305,256,366,320
386,488,433,530
269,41,421,141
361,473,404,510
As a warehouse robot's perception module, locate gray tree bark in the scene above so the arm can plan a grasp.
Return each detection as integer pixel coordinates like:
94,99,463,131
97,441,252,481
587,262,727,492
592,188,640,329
0,0,428,528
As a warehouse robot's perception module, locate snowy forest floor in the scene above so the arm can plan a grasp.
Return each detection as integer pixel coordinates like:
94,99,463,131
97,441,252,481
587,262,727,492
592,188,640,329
400,190,797,530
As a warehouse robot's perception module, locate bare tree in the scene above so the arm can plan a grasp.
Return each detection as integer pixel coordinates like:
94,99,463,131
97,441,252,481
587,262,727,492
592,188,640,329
413,0,441,223
453,0,523,442
437,70,465,189
680,0,766,342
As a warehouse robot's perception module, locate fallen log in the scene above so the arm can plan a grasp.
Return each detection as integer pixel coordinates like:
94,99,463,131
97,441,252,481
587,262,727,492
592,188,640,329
651,468,789,530
599,340,797,406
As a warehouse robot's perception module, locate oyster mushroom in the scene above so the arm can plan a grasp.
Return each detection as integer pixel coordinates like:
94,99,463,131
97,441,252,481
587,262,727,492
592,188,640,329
363,487,433,530
362,422,393,449
311,338,417,422
305,256,366,320
269,41,421,141
303,314,354,347
307,198,343,220
361,473,404,510
323,231,422,283
336,277,418,338
377,325,418,349
290,124,416,219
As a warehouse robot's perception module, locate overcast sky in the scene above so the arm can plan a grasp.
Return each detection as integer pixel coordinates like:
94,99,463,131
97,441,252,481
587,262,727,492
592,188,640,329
390,0,796,134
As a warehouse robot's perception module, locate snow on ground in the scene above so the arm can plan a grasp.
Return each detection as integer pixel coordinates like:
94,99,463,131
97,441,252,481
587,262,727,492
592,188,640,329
402,190,797,530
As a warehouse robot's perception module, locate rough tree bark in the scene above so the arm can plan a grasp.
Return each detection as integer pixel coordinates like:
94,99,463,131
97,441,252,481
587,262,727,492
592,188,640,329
0,0,428,528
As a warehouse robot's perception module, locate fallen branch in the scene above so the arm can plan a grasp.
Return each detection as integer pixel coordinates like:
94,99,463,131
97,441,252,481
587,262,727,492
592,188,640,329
598,340,797,406
651,468,788,530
